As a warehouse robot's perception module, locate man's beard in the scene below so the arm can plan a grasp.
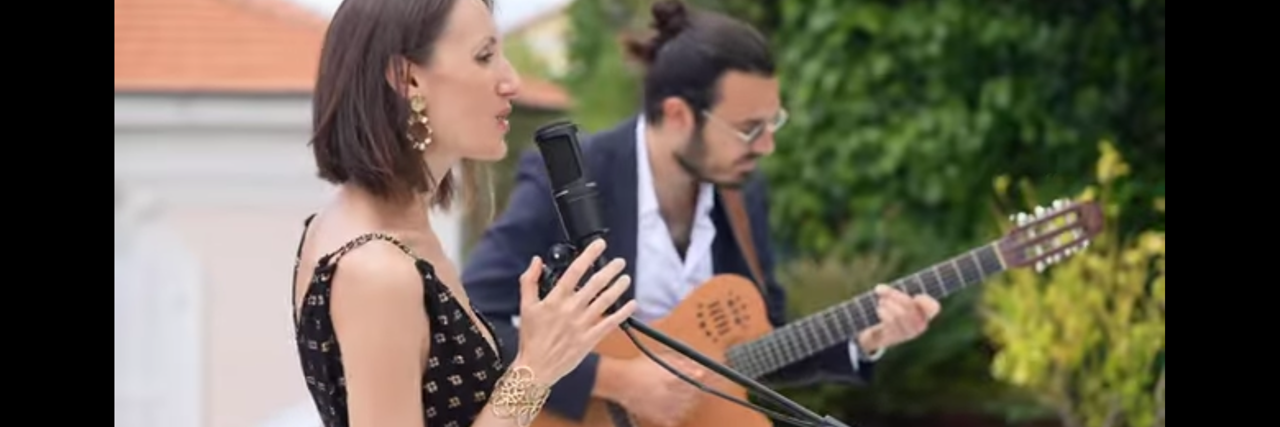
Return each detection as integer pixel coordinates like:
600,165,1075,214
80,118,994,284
673,132,757,189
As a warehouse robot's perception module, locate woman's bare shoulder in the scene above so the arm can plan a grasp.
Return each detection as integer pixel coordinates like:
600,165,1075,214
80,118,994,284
327,238,426,312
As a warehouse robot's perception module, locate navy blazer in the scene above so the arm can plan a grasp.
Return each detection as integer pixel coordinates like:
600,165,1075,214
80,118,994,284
462,116,873,422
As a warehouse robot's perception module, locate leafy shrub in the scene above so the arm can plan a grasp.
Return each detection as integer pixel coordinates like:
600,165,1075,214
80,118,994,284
983,141,1165,427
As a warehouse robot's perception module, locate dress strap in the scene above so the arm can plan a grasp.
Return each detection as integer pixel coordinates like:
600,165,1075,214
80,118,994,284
293,214,318,285
318,231,421,267
295,214,317,262
292,213,319,326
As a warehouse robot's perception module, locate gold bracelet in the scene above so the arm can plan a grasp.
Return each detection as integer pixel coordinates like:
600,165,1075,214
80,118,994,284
490,366,552,426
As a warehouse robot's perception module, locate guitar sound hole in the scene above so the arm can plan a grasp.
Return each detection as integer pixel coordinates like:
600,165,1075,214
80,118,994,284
724,293,752,326
697,301,735,342
725,297,739,326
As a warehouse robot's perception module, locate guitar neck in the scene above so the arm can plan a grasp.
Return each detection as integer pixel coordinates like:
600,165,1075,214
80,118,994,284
726,242,1007,379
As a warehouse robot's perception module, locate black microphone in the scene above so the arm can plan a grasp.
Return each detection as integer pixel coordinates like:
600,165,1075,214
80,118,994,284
533,120,618,307
533,120,609,268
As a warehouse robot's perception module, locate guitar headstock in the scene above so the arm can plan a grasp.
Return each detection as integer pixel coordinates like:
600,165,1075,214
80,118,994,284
998,198,1104,273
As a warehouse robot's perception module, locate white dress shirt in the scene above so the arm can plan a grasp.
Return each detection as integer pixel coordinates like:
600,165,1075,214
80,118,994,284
630,118,881,370
631,118,719,323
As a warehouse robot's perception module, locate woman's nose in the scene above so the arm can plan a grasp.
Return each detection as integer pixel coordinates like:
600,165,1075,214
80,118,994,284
498,60,521,99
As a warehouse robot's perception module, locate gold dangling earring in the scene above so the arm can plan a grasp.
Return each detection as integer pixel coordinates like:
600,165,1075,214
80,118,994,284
407,94,434,151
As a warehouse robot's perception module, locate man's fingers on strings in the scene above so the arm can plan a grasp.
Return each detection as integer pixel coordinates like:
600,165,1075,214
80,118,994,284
914,294,942,318
877,304,904,336
877,286,913,306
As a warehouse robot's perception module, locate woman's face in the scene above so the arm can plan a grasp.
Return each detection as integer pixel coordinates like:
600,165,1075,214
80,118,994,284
408,0,521,162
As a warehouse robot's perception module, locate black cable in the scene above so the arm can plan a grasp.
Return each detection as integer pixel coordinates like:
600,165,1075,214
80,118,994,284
618,324,823,427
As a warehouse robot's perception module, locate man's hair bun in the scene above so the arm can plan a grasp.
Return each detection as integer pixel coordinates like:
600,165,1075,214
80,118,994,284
623,0,692,65
651,0,689,38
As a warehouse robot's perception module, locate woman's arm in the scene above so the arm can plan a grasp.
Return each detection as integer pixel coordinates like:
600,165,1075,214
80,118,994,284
330,243,552,427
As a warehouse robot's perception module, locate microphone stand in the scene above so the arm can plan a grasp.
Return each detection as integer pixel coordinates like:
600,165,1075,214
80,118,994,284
541,243,853,427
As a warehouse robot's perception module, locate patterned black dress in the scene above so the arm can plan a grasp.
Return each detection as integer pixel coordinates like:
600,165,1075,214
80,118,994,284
292,215,508,427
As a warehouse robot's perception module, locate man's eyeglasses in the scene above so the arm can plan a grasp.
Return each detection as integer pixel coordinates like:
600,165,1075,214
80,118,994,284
701,108,789,145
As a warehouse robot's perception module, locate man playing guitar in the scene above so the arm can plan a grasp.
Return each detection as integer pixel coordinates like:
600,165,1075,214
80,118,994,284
462,1,942,426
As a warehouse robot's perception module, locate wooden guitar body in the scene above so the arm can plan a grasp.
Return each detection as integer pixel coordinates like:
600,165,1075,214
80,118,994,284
531,274,775,427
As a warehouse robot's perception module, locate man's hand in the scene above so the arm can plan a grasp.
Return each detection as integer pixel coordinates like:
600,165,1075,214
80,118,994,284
604,354,705,427
856,285,942,354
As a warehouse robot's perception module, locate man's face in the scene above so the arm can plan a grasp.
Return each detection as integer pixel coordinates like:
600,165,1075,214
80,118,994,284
673,71,785,187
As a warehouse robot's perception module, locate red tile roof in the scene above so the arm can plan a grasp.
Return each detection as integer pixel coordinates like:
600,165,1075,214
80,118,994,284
114,0,570,109
516,77,572,110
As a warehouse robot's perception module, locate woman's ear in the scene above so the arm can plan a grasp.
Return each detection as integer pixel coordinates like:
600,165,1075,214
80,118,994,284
383,55,419,96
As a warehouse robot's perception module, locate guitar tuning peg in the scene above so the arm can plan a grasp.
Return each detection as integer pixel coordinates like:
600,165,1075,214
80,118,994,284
1034,206,1046,217
1035,260,1046,272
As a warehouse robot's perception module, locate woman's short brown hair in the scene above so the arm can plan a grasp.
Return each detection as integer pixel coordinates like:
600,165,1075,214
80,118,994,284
309,0,492,210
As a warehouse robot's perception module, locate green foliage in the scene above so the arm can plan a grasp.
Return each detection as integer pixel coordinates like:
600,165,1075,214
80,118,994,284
560,0,646,132
554,0,1165,421
756,0,1164,420
505,37,556,81
983,141,1165,427
766,0,1165,260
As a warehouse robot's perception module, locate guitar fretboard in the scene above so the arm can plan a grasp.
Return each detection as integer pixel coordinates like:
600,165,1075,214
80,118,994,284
725,243,1006,379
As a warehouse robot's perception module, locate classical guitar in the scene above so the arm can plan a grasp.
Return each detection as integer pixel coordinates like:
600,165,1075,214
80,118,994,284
531,198,1104,427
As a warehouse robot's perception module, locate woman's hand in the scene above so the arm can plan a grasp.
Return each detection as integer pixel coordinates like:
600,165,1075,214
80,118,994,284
512,239,637,386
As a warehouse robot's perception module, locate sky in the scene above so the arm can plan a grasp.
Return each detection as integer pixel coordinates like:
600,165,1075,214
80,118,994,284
287,0,573,33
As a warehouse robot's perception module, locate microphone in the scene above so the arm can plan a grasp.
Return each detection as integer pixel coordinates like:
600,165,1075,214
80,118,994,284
531,121,616,306
532,121,609,263
530,119,856,427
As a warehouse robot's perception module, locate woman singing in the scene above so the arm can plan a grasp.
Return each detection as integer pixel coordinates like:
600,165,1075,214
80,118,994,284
291,0,638,426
